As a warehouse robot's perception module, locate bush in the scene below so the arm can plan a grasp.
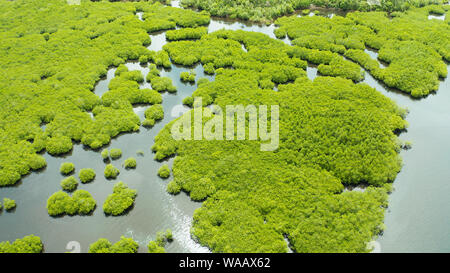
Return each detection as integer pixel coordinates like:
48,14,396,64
104,164,120,179
101,149,109,160
139,55,148,64
147,241,166,253
60,162,75,175
150,76,177,93
180,71,196,83
103,182,137,216
89,236,138,253
110,148,122,160
142,118,156,128
0,235,43,253
189,178,216,201
60,176,78,192
166,27,207,41
46,190,96,216
165,229,173,242
182,96,194,106
145,104,164,122
124,157,137,169
167,180,181,195
79,168,96,183
3,198,16,211
46,135,73,155
158,164,170,178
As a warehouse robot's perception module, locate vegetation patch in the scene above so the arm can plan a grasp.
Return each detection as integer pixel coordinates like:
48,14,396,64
60,162,75,175
148,229,173,253
180,70,196,83
124,157,137,169
103,182,137,216
89,236,138,253
180,0,443,22
110,148,122,160
152,28,409,252
3,198,16,211
46,190,96,216
0,0,211,188
60,176,78,192
166,27,207,41
79,168,96,183
275,6,449,96
158,164,171,178
104,164,120,179
0,235,43,253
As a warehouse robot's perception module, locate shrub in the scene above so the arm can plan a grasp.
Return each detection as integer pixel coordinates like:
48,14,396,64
142,118,156,127
104,164,120,179
180,71,196,82
60,176,78,192
46,190,96,216
158,164,170,178
182,96,194,106
101,149,109,160
145,104,164,122
89,236,139,253
147,241,166,253
79,168,96,183
60,162,75,175
167,180,181,195
124,157,137,169
103,182,137,216
150,76,177,93
139,55,148,64
166,27,207,41
0,235,43,253
110,148,122,160
165,229,173,242
189,178,216,201
3,198,16,211
46,135,73,155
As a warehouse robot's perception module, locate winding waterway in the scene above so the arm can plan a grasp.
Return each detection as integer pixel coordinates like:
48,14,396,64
0,2,448,253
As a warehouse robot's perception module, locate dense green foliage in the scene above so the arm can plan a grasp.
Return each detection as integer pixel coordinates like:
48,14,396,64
110,148,122,160
0,235,43,253
148,75,177,93
124,157,137,169
152,28,410,252
104,164,120,179
147,229,173,253
275,5,449,96
0,0,210,188
89,236,139,253
167,180,182,194
103,182,137,216
143,104,164,127
101,149,109,160
180,70,197,83
181,0,444,22
79,168,96,183
3,198,16,211
46,190,96,216
157,164,171,178
166,27,207,41
60,176,78,192
60,162,75,175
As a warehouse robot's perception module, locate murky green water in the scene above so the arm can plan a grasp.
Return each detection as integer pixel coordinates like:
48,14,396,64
0,4,449,253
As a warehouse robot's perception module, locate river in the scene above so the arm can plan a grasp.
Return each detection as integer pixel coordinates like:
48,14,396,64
0,2,448,253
